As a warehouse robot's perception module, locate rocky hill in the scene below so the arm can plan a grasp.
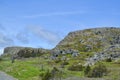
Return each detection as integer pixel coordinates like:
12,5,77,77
2,27,120,60
54,27,120,65
55,27,120,52
3,46,49,58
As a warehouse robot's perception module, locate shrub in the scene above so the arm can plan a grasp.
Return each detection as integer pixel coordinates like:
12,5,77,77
106,58,112,62
88,63,107,78
62,61,69,65
54,58,61,63
84,65,91,76
68,63,84,71
40,70,52,80
51,67,63,79
40,67,60,80
0,57,2,61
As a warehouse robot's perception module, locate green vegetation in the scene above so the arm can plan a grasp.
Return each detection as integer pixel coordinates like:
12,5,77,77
84,65,91,76
40,69,52,80
106,58,112,62
68,62,84,71
88,63,108,78
0,58,40,80
0,57,3,61
0,53,120,80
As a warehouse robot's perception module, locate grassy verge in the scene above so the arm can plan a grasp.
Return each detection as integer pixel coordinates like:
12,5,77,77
0,56,120,80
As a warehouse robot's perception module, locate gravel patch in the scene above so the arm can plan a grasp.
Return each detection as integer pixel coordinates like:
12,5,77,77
0,71,17,80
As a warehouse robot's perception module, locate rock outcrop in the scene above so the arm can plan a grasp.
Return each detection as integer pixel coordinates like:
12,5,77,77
4,47,24,55
17,47,49,58
3,46,49,58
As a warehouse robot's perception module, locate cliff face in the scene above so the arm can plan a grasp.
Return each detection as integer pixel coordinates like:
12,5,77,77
55,27,120,52
4,47,24,55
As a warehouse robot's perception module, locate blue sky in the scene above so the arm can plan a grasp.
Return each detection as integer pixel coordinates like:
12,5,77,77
0,0,120,54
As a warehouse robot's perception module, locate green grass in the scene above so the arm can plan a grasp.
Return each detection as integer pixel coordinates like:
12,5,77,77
0,55,86,80
0,58,41,80
0,55,120,80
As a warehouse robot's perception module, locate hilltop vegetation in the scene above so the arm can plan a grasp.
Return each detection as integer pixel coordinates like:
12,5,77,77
56,27,120,51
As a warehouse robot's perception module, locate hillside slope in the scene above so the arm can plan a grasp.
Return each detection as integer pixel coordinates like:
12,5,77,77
55,27,120,52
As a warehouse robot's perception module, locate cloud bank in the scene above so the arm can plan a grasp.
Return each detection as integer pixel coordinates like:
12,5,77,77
0,32,14,48
23,11,84,18
16,32,29,44
27,26,60,45
0,23,61,54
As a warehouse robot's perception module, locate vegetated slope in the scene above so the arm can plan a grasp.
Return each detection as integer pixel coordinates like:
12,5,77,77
55,27,120,52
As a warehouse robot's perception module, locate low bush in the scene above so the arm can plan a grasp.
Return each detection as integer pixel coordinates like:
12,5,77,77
68,63,84,71
106,58,112,62
40,67,60,80
54,58,61,63
62,61,69,65
88,63,107,78
84,65,91,76
0,57,3,61
41,70,52,80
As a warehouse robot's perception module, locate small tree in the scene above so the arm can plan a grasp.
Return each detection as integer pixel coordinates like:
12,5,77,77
84,65,91,76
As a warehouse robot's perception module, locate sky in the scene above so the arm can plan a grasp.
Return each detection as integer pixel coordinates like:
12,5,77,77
0,0,120,54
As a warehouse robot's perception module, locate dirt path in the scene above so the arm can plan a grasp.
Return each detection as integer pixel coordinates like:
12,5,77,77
62,77,110,80
0,71,17,80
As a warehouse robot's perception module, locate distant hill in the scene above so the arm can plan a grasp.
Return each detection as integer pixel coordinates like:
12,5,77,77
3,46,49,58
4,46,24,55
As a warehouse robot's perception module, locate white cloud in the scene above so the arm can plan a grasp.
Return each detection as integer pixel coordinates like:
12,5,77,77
0,48,4,55
27,26,60,45
0,32,14,48
23,11,84,18
16,32,29,44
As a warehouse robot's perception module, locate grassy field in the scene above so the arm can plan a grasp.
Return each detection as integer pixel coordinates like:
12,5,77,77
0,55,120,80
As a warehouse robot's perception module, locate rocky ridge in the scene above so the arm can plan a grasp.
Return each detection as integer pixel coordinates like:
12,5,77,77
2,27,120,64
